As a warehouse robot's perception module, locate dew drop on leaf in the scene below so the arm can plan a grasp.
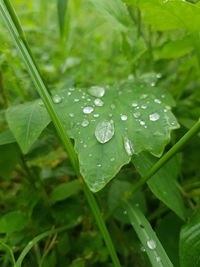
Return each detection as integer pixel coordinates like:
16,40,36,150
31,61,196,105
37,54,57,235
139,120,145,126
93,114,99,118
94,98,104,107
69,113,74,117
147,240,156,250
131,102,138,107
74,98,79,102
53,95,62,104
88,86,105,98
141,104,147,109
154,98,161,104
124,137,134,156
121,114,128,121
149,113,160,121
133,112,141,118
83,106,94,114
81,120,89,127
95,120,115,144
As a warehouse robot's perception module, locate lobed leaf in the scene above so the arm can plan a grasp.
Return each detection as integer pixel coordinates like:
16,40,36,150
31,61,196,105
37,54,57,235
53,79,179,192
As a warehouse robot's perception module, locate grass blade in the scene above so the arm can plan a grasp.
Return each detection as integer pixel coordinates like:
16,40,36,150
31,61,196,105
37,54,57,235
57,0,68,37
125,201,174,267
0,1,121,266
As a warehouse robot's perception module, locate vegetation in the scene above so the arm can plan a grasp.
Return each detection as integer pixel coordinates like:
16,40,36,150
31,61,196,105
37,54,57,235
0,0,200,266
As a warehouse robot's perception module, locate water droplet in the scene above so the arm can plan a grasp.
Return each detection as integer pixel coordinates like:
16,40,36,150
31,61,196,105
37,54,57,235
121,114,128,121
67,92,72,96
95,120,115,144
83,144,87,148
69,88,75,91
156,73,162,79
141,104,147,109
88,86,105,98
94,98,104,107
111,104,115,109
161,94,165,98
156,256,161,262
150,82,156,87
128,74,134,80
139,120,145,126
154,98,161,104
97,164,101,167
110,157,115,161
81,120,89,127
89,154,92,157
133,112,141,118
38,100,44,106
74,98,79,102
131,102,138,107
109,113,113,117
53,95,62,104
149,113,160,121
123,210,127,215
147,240,156,250
140,246,146,252
163,108,168,113
140,94,148,99
82,95,85,99
83,106,94,114
124,137,134,156
69,113,74,117
93,114,99,118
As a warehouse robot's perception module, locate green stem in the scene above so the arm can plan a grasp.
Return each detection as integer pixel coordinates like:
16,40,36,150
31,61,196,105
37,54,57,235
125,118,200,198
0,1,121,266
0,241,16,266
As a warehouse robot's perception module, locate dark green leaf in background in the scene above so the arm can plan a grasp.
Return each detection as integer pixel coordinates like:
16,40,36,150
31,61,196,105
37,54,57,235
132,152,186,220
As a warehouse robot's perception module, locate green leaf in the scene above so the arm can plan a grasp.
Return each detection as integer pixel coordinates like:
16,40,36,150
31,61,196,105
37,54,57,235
125,202,173,267
180,209,200,267
156,36,193,59
54,79,179,192
0,143,20,179
89,0,132,31
57,0,68,36
0,211,28,233
49,180,82,204
132,152,186,220
0,129,16,145
6,100,51,154
135,0,200,32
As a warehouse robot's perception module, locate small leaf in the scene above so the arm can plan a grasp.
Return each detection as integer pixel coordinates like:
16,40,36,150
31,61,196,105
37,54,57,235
125,202,173,267
180,209,200,267
132,152,186,220
6,100,51,154
0,211,28,233
54,79,179,192
49,180,82,204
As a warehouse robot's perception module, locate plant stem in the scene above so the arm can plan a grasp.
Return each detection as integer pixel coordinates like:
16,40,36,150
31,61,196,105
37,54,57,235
0,1,121,266
125,118,200,198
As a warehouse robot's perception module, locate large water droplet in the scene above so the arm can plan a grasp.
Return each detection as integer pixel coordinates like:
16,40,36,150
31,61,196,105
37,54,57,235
95,120,115,144
81,120,89,127
83,106,94,114
94,98,104,107
53,95,62,104
88,86,105,98
121,114,128,121
124,137,134,156
149,113,160,121
147,240,156,250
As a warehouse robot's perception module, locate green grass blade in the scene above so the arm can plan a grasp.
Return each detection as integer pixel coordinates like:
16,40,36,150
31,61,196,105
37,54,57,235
0,240,16,265
14,226,70,267
125,201,174,267
57,0,68,37
0,1,121,266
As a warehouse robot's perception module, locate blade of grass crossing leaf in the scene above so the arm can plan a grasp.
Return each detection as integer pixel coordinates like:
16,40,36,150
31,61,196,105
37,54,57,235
0,1,121,266
57,0,68,37
125,201,174,267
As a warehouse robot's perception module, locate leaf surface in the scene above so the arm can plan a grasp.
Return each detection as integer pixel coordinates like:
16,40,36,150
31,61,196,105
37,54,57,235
6,100,51,154
54,79,179,191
